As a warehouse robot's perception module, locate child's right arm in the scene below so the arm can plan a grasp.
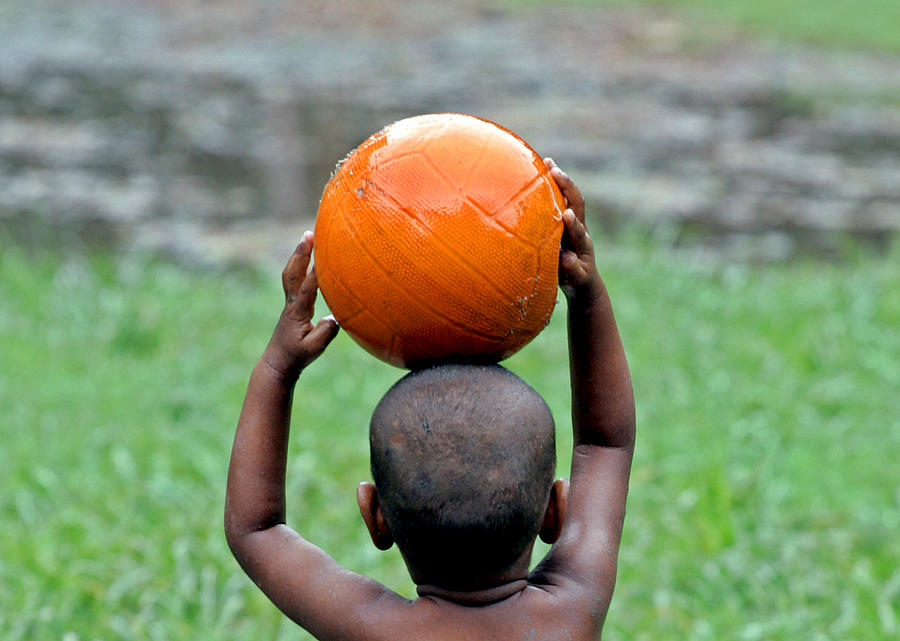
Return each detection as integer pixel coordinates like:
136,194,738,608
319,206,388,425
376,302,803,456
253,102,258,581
532,161,636,630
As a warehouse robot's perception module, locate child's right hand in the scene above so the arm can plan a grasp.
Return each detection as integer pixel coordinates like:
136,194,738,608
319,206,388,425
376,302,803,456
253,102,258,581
263,231,339,379
545,158,600,300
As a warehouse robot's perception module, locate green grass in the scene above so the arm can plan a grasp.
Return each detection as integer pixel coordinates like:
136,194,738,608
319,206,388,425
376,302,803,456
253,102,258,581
509,0,900,53
2,235,899,640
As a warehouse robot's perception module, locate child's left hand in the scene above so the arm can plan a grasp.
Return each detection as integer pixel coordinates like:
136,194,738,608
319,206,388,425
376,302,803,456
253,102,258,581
263,231,340,379
544,158,599,301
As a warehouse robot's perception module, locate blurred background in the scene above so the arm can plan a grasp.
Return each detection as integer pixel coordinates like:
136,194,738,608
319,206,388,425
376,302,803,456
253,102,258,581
1,1,898,640
4,0,899,261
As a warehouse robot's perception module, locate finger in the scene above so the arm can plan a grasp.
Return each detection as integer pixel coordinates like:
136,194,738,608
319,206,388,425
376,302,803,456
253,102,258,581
294,231,315,284
563,208,593,256
282,231,313,302
282,249,300,302
543,157,556,171
550,167,586,223
302,315,341,358
293,264,319,323
559,248,579,273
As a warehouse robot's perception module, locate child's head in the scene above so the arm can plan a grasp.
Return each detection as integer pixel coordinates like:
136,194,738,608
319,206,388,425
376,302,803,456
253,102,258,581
361,364,562,590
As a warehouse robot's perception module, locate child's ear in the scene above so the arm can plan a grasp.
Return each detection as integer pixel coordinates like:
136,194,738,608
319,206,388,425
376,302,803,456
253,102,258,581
357,482,394,551
539,478,569,544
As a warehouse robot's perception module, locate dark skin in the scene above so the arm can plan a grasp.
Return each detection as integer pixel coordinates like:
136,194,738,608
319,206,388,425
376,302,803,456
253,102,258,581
225,160,636,640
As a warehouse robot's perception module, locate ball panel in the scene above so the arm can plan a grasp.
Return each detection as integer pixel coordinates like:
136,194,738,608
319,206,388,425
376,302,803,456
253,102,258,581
429,121,546,219
417,128,487,195
339,182,525,339
422,132,487,194
320,195,517,365
321,276,431,369
376,114,450,156
493,175,564,248
367,153,547,309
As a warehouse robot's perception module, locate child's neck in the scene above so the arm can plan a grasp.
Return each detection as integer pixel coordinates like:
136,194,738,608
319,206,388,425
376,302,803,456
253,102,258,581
416,578,529,606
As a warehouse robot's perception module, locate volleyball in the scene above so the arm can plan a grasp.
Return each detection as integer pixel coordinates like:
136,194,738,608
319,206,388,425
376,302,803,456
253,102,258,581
314,113,565,369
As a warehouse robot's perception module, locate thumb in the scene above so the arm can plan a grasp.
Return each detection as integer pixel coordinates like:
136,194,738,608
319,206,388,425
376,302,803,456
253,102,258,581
559,249,579,273
304,315,340,354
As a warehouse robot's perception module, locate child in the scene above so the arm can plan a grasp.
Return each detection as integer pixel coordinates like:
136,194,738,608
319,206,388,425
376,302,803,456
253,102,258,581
225,161,636,640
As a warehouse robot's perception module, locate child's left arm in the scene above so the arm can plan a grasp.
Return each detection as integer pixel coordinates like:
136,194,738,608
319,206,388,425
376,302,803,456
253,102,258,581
224,232,404,639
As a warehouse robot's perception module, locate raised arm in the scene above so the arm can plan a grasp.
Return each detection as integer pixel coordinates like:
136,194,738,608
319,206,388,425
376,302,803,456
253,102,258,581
224,233,407,639
532,161,635,630
553,166,635,451
225,231,339,549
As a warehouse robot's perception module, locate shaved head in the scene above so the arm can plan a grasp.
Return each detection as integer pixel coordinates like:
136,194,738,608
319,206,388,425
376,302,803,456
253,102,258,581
369,364,555,588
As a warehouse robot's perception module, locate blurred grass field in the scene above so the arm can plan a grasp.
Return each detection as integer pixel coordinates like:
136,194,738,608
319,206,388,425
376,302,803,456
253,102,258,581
2,229,899,640
513,0,900,52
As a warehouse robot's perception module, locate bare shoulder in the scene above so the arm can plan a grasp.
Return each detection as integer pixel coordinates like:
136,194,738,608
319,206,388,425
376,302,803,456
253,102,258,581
526,561,617,637
232,526,607,641
278,577,607,641
229,524,414,640
369,586,601,641
528,444,634,621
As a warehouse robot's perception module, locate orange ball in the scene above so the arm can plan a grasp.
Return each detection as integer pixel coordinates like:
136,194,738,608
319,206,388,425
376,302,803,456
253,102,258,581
314,113,565,369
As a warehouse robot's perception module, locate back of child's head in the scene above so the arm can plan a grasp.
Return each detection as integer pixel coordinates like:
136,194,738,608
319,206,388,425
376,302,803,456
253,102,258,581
369,363,555,588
